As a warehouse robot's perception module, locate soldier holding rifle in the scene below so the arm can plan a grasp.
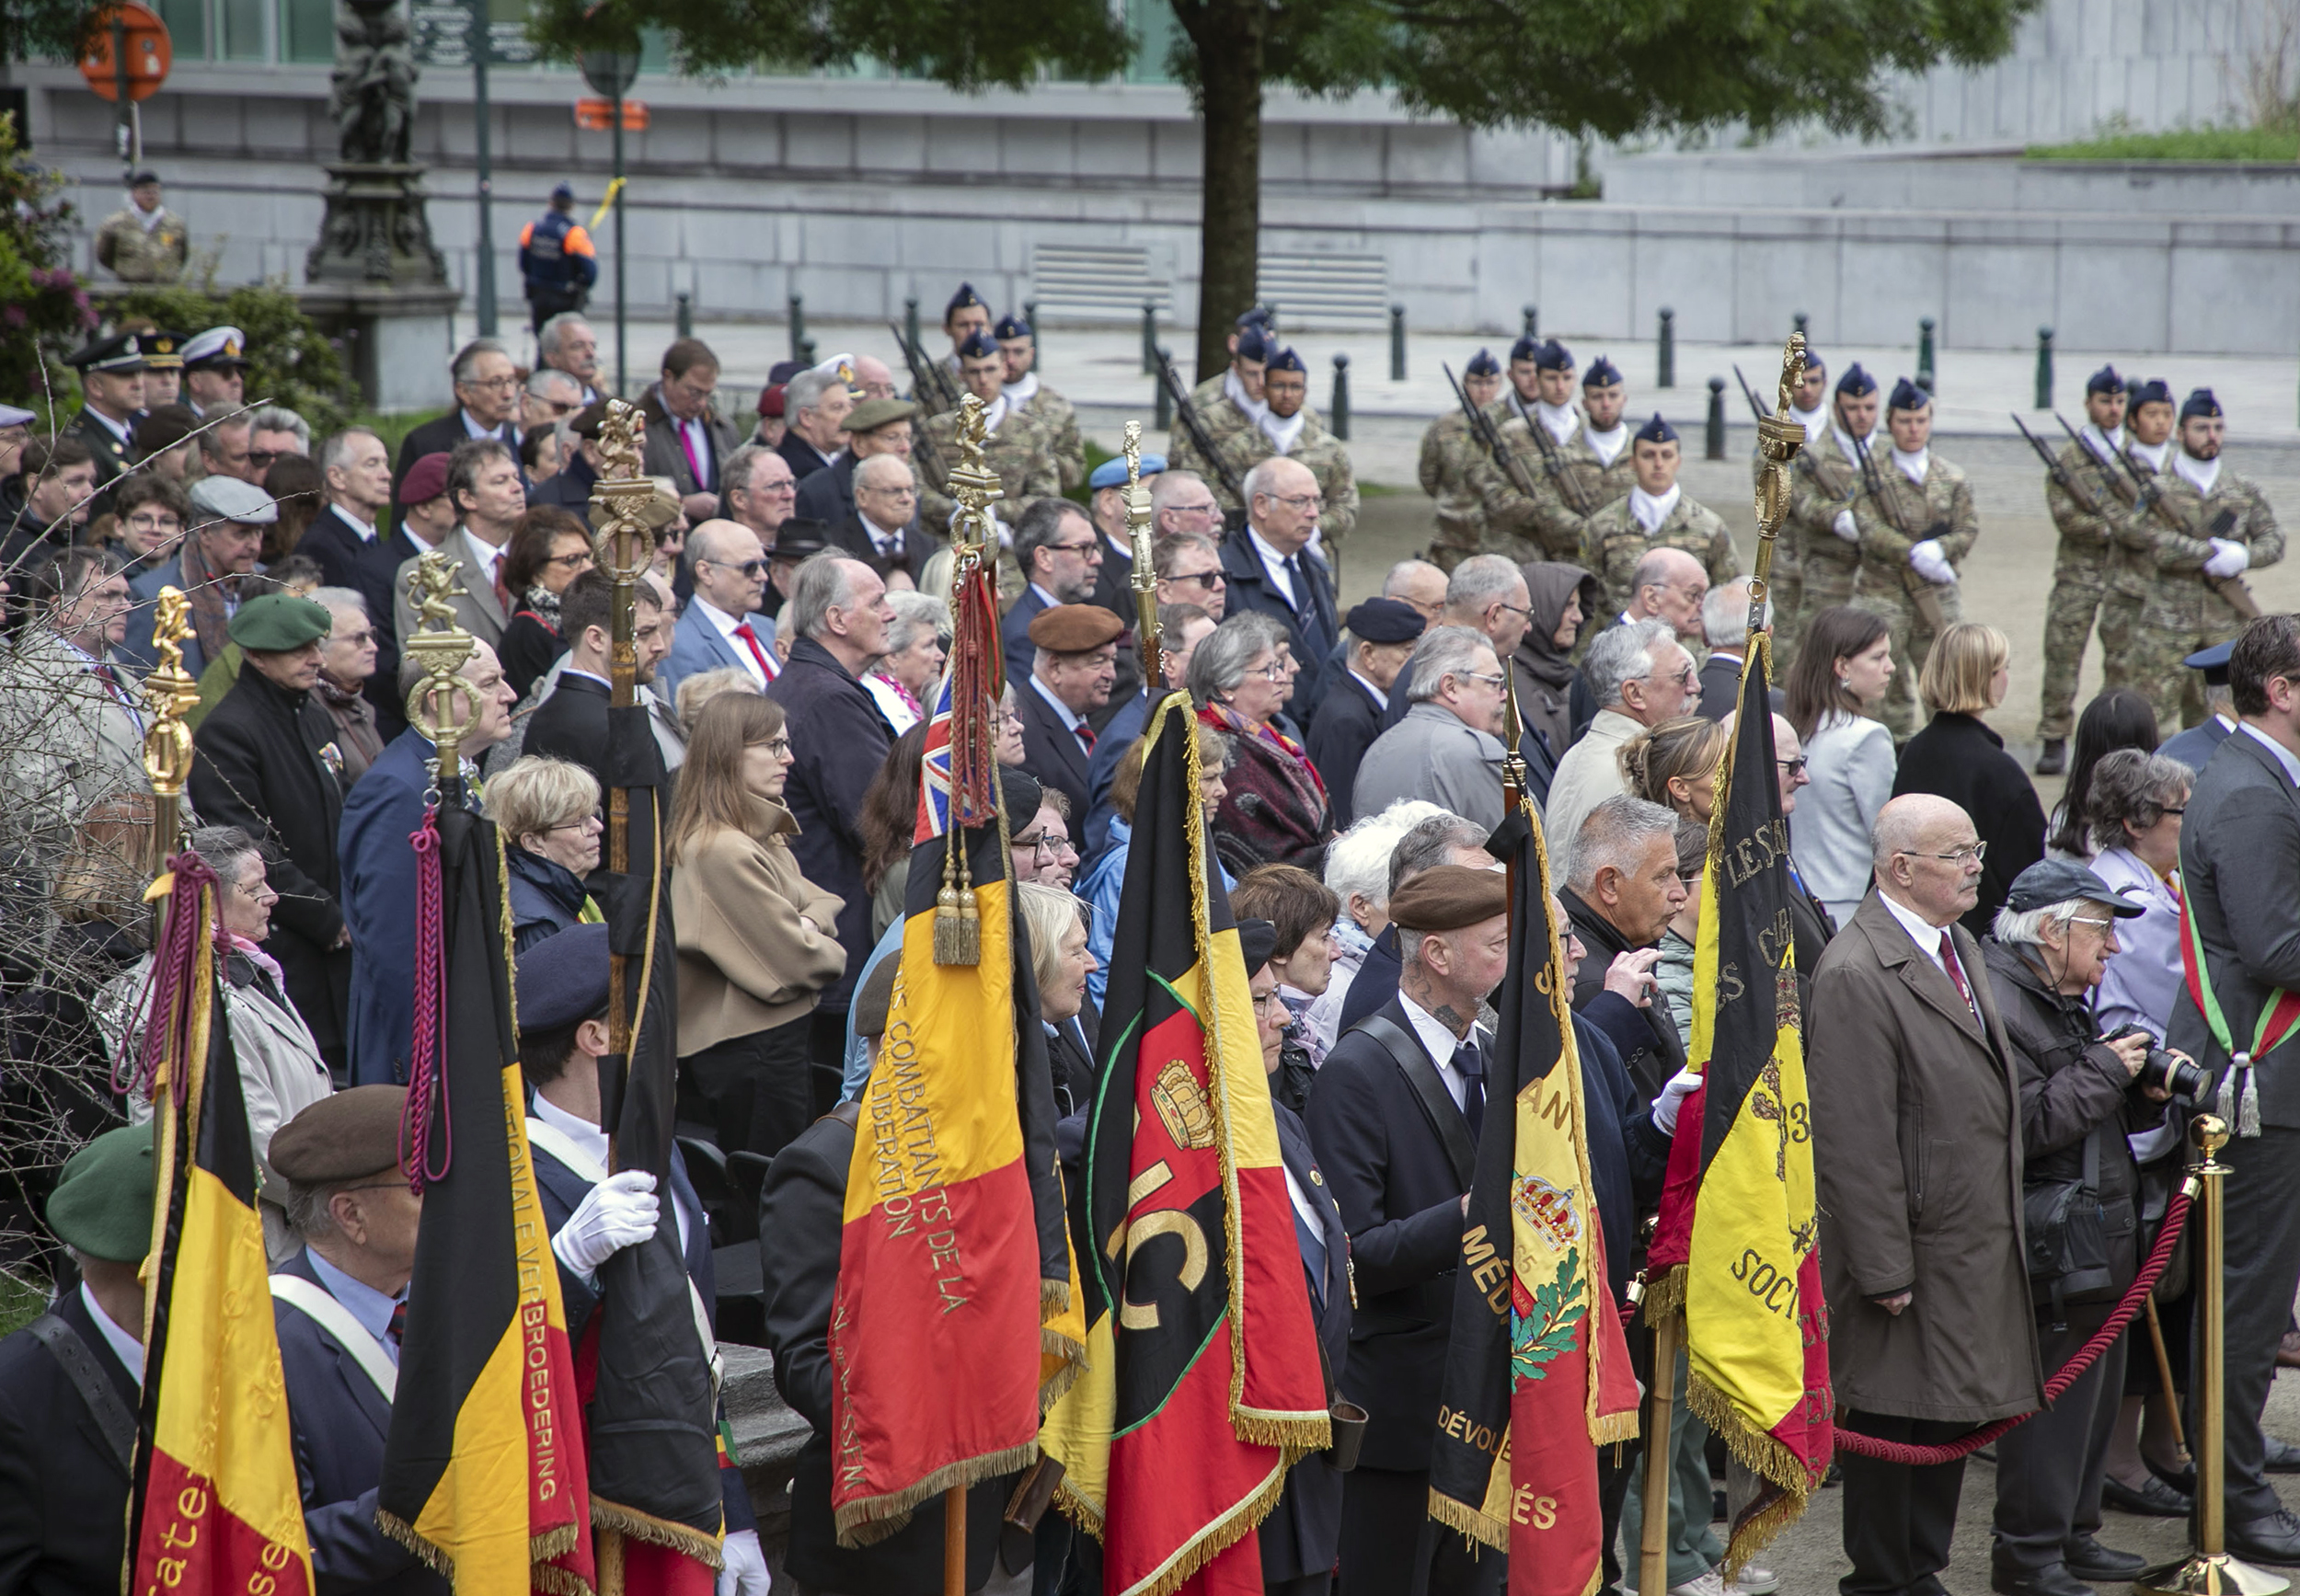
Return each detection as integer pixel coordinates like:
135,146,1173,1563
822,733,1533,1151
1849,378,1979,741
2027,366,2135,774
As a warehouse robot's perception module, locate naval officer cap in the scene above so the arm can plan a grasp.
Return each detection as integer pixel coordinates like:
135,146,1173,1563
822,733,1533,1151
181,326,249,371
1887,376,1930,412
1635,412,1679,445
1028,603,1127,655
269,1086,410,1186
137,328,185,370
46,1125,156,1264
1581,356,1623,389
1835,362,1878,397
945,282,985,319
1534,339,1575,373
1345,596,1426,646
2133,379,2174,409
189,474,278,525
956,329,999,361
1387,864,1508,933
1463,348,1501,378
2184,639,2235,685
64,330,149,373
230,592,333,652
2086,364,2123,397
1263,346,1306,375
1087,453,1165,491
994,313,1032,341
515,923,612,1034
2181,387,2223,422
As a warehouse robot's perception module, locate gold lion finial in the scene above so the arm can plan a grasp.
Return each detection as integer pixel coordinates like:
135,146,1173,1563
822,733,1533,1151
1776,332,1808,421
402,552,481,779
943,395,1006,559
140,587,201,800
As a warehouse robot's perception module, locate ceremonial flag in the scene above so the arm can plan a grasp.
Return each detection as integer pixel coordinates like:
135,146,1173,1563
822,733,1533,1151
828,560,1083,1544
1647,643,1831,1569
1426,809,1639,1596
1041,692,1329,1596
378,803,594,1593
128,855,315,1596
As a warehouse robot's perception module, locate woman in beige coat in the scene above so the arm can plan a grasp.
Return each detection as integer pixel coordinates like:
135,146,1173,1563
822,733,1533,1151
671,692,847,1159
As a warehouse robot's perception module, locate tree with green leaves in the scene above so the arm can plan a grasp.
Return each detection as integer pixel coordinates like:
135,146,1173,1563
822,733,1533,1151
533,0,2038,380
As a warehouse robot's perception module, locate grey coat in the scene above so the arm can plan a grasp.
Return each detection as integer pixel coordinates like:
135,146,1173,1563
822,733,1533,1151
1808,894,2042,1422
1350,701,1506,832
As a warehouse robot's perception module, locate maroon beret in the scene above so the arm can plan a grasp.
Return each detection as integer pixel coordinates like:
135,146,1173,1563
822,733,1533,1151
399,451,452,506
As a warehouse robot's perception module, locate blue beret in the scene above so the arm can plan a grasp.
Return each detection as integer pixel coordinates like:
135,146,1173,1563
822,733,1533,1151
515,924,611,1034
2133,379,2174,408
2085,363,2122,396
1635,412,1678,445
1263,346,1306,374
1234,326,1271,362
1509,335,1542,363
956,329,999,361
1088,453,1165,490
1581,356,1623,388
1535,339,1574,373
1888,377,1930,412
994,313,1031,340
1835,362,1877,397
1464,348,1501,378
2184,639,2235,684
2181,386,2223,422
945,282,984,319
1345,597,1427,645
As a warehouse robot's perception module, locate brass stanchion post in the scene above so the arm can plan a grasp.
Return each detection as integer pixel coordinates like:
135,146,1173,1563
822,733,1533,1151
1639,1314,1680,1596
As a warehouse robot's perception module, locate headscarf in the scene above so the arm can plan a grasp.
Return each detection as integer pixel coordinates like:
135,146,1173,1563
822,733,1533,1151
1513,561,1600,755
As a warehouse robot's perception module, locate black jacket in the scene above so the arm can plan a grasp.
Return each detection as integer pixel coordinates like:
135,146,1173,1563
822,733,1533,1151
1562,887,1684,1102
498,610,565,703
765,637,894,1007
776,431,837,484
792,452,858,526
1891,711,2047,939
507,845,590,952
828,510,941,586
1014,675,1094,826
0,1287,138,1595
527,453,599,512
392,411,521,511
1217,528,1338,726
523,672,611,797
1695,650,1786,725
297,504,408,737
190,660,351,1063
758,1112,1017,1593
1305,671,1386,830
1262,1101,1351,1583
1336,924,1402,1037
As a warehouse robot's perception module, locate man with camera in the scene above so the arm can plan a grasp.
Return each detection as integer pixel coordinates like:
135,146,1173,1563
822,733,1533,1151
1980,858,2177,1596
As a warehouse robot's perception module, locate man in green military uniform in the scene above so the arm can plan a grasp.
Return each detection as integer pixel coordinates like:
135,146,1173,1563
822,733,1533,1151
1581,413,1740,619
92,171,188,283
995,312,1086,491
1849,378,1978,740
918,328,1062,536
61,331,149,519
1167,315,1271,515
1467,342,1634,564
1749,347,1834,660
1419,347,1501,571
2116,388,2283,733
1790,363,1885,670
1227,346,1357,553
915,283,992,419
2033,365,2136,774
2097,379,2177,700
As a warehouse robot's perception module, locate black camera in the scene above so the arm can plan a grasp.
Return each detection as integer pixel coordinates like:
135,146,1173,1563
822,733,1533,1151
2100,1023,2207,1099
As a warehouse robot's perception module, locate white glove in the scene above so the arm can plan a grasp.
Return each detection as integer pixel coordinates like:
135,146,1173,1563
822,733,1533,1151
2205,537,2250,578
1832,509,1859,544
715,1529,770,1596
1651,1066,1704,1137
1908,539,1955,585
550,1169,660,1279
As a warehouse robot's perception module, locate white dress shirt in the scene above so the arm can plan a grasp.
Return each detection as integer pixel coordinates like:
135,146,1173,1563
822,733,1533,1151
1349,669,1388,712
81,1282,144,1384
1246,524,1301,610
335,506,378,543
1029,672,1088,738
461,526,508,592
460,408,512,442
1397,991,1477,1112
533,1093,691,1254
858,512,907,566
1878,889,1965,994
2240,721,2300,786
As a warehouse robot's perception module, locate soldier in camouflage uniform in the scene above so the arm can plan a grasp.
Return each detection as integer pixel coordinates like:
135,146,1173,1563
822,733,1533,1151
2115,388,2283,732
2097,379,2177,700
1747,348,1835,662
995,312,1086,491
1419,347,1502,570
918,329,1062,534
1467,341,1636,564
914,282,992,419
93,173,189,284
1167,316,1273,518
1848,378,1979,740
1176,344,1359,554
2032,365,2136,774
1581,413,1740,618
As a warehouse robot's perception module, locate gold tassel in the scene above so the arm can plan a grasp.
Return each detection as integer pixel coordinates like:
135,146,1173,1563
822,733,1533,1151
934,829,980,965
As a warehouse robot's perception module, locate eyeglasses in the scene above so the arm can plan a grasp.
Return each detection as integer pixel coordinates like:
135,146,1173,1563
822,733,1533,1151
1166,568,1225,590
1250,991,1284,1014
125,512,179,533
1166,500,1222,519
1047,539,1102,557
246,449,281,469
757,737,793,756
1013,832,1077,860
232,878,279,904
1496,602,1535,620
1646,665,1698,689
1457,671,1506,690
2065,913,2117,932
1776,756,1808,778
1248,660,1290,683
1897,841,1988,866
751,480,799,497
2159,806,2186,817
546,816,600,833
546,550,595,569
706,558,768,578
334,627,375,647
1265,493,1324,511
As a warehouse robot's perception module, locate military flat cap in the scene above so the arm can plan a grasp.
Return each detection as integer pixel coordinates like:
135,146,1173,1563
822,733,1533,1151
946,282,985,319
1635,412,1678,445
134,405,198,454
2085,363,2123,397
756,384,787,419
269,1085,409,1185
1028,603,1126,654
1464,348,1501,378
1263,346,1305,375
230,592,333,651
956,329,998,361
768,519,832,562
515,923,610,1033
2182,387,2223,421
2133,379,2174,409
1887,376,1930,411
64,331,149,373
189,474,278,524
1535,339,1575,373
0,404,33,429
2184,639,2235,684
47,1125,156,1263
399,451,453,505
1800,347,1825,373
2005,858,2145,918
1346,596,1426,645
181,325,249,370
1088,453,1165,491
846,397,917,434
1236,917,1278,981
1835,362,1878,397
1233,327,1271,363
1581,356,1623,388
1388,863,1507,932
1508,335,1541,364
137,329,185,370
994,314,1032,340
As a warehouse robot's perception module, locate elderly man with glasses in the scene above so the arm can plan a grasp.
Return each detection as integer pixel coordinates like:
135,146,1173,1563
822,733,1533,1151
1544,617,1701,878
1154,533,1228,620
661,519,779,700
1350,624,1511,832
1217,455,1339,723
392,339,525,507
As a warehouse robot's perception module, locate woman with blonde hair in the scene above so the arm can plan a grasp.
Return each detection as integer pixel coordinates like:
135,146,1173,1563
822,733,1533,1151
1014,879,1098,1114
669,691,848,1158
1890,620,2046,936
1620,715,1728,823
487,754,604,951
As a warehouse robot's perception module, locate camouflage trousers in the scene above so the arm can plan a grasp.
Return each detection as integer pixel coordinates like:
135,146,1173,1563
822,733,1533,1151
1429,506,1483,573
1854,580,1965,741
2036,553,2110,743
2122,609,2245,736
1784,542,1862,672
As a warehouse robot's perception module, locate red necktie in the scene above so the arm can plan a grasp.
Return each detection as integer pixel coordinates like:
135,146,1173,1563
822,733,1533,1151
92,661,124,702
1075,723,1097,753
731,622,775,681
387,1299,407,1349
1938,931,1972,1009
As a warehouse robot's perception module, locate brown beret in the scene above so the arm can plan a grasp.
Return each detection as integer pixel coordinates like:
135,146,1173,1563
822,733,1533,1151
1027,603,1126,655
1387,863,1507,933
269,1085,408,1186
845,397,917,434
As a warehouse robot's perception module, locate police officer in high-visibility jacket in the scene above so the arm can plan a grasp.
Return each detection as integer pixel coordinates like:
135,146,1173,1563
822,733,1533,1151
518,181,599,336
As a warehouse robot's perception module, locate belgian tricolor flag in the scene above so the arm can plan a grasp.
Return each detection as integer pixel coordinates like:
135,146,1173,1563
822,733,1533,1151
378,803,593,1592
128,854,315,1596
1040,691,1329,1595
1646,639,1833,1570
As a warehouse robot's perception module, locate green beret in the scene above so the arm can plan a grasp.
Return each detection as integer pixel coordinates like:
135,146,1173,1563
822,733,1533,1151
228,592,333,652
845,397,918,434
48,1126,155,1264
269,1085,408,1186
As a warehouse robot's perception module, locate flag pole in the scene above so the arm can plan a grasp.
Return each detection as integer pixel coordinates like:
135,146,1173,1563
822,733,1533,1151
1747,331,1811,651
944,1484,966,1596
1638,1314,1680,1596
1123,420,1161,688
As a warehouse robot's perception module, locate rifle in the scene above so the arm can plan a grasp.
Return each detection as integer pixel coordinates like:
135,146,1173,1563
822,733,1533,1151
1847,431,1949,632
2053,412,2260,619
885,323,954,487
2012,413,2102,515
1444,362,1542,503
1503,389,1593,517
1731,364,1771,424
1156,354,1248,529
888,322,962,415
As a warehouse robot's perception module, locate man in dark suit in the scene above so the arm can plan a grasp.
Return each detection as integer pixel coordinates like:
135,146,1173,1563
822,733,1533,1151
61,330,146,517
524,569,672,798
1015,603,1122,823
1218,456,1339,727
190,594,353,1077
390,338,523,509
1308,597,1425,828
339,643,517,1085
794,396,918,529
1306,865,1510,1596
1001,498,1104,667
264,1088,447,1594
300,427,410,739
1694,578,1787,725
2165,614,2300,1564
638,338,743,525
2159,639,2239,773
1559,793,1689,1099
0,1127,149,1592
828,452,942,586
776,367,854,484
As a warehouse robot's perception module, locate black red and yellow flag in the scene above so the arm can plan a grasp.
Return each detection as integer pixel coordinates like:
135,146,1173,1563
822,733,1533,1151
1041,691,1329,1596
128,854,315,1596
378,803,593,1592
1646,642,1832,1569
1425,809,1639,1596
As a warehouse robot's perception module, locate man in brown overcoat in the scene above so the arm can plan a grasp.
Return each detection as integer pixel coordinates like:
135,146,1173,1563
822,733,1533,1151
1809,792,2044,1596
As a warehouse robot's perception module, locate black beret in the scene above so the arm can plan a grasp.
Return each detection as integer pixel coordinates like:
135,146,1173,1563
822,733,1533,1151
1028,603,1127,654
1535,339,1574,373
1003,767,1045,834
2085,363,2122,397
945,282,984,318
270,1086,410,1185
1263,346,1305,375
1835,362,1878,397
1463,348,1501,378
956,329,999,361
2181,387,2223,422
1635,412,1678,445
1236,917,1278,981
994,313,1031,340
1581,356,1623,388
1388,863,1507,932
1346,596,1427,645
2133,379,2174,408
514,923,610,1034
1888,376,1930,412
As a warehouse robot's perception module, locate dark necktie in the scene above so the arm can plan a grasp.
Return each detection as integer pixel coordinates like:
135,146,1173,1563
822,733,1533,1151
1075,722,1097,753
1453,1038,1486,1140
1292,1194,1328,1311
387,1298,407,1349
1938,931,1973,1012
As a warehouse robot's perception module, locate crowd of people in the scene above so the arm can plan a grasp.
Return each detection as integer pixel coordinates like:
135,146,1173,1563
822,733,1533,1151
0,290,2294,1596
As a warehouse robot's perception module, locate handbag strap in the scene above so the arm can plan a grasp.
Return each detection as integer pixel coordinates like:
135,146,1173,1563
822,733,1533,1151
1352,1011,1478,1189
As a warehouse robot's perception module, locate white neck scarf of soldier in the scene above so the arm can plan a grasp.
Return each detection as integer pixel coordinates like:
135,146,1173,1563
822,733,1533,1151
1224,367,1268,423
980,393,1009,436
130,196,166,232
2130,438,2171,472
1628,483,1681,534
1535,399,1578,447
1891,445,1929,486
1834,426,1878,465
1584,421,1630,467
1259,405,1307,456
2081,422,2125,461
1790,402,1829,444
2174,451,2221,497
1005,370,1040,406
